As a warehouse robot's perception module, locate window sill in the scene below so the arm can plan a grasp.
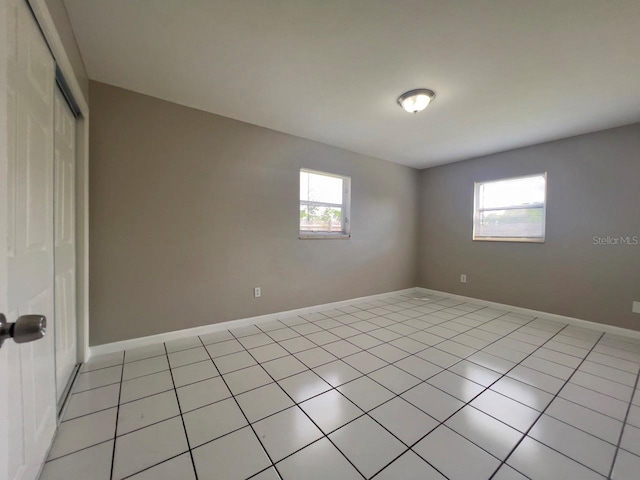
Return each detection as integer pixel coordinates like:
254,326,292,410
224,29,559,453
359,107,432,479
473,236,545,243
299,233,351,240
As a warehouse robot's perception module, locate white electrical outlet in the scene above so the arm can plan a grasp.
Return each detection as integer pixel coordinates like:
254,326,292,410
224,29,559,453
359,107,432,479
460,274,467,284
633,301,640,314
254,287,261,298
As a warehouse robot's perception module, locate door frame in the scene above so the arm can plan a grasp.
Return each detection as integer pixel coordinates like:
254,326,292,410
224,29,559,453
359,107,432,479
0,0,9,465
28,0,90,363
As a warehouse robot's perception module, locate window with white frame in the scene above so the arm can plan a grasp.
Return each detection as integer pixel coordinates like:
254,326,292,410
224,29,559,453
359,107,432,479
300,169,351,238
473,173,547,242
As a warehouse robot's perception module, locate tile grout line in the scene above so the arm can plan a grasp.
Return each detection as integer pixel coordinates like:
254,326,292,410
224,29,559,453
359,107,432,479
197,336,288,480
68,342,632,429
539,407,623,449
119,451,191,480
47,437,115,464
590,342,640,360
342,298,576,478
264,303,544,420
265,300,522,383
64,299,612,454
55,340,601,473
81,298,560,473
48,414,188,465
487,330,607,480
71,334,623,418
297,308,612,395
226,329,370,480
607,365,640,479
241,308,629,415
109,351,126,480
76,298,630,395
163,343,199,480
59,315,614,477
514,367,636,404
71,293,638,479
236,307,543,479
366,318,572,479
76,363,125,375
70,379,125,396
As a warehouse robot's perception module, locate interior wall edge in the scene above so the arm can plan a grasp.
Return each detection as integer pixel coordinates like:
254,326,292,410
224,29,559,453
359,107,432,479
417,122,640,332
89,80,420,345
417,287,640,339
88,287,422,358
89,285,640,361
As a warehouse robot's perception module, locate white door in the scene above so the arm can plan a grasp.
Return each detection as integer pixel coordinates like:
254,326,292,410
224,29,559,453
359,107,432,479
54,87,77,404
2,0,58,479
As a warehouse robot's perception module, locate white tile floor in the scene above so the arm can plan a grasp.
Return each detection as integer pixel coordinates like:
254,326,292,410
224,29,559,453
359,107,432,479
41,292,640,480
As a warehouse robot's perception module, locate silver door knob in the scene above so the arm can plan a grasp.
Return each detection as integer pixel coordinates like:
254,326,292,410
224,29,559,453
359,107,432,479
0,313,47,348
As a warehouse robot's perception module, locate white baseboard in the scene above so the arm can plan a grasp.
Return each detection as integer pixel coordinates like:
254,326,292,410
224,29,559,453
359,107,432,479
88,287,420,358
89,286,640,359
416,287,640,341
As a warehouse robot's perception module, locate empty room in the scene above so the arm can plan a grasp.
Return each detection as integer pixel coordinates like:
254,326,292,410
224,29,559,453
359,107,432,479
2,0,640,479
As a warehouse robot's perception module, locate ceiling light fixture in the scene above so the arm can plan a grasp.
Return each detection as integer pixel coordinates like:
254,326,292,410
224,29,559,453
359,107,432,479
397,88,436,114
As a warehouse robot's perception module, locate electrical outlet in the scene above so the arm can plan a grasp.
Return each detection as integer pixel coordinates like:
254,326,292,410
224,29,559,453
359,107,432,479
460,274,467,284
633,301,640,314
254,287,261,298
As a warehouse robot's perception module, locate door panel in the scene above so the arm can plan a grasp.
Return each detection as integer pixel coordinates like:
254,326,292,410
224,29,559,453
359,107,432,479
7,87,17,258
4,0,57,479
54,87,77,403
25,115,50,250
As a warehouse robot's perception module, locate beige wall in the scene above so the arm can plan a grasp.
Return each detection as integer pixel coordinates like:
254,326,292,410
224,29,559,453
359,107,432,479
89,81,420,345
418,123,640,331
89,80,640,344
43,0,89,101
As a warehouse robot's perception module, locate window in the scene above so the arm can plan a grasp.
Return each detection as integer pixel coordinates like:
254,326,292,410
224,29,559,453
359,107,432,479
300,169,351,239
473,173,547,242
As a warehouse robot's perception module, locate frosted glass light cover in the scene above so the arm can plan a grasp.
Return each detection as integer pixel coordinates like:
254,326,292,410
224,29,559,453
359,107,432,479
397,89,435,113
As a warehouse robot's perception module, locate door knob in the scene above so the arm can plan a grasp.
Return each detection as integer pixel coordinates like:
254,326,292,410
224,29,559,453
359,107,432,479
0,313,47,348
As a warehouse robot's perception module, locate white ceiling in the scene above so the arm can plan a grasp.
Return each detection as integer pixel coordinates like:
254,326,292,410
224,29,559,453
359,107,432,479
64,0,640,169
